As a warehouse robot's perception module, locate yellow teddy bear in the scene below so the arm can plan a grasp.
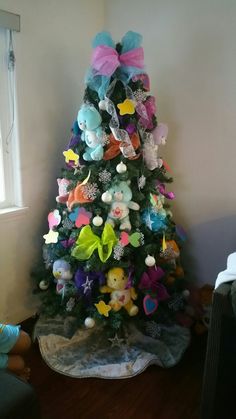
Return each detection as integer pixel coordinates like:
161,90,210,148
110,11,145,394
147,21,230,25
100,267,139,316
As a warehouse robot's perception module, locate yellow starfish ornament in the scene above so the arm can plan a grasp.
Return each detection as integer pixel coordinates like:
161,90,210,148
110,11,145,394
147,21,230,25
117,99,135,115
63,149,79,166
95,300,111,317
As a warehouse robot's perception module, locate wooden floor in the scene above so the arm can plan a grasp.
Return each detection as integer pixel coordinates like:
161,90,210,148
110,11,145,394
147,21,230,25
24,321,206,419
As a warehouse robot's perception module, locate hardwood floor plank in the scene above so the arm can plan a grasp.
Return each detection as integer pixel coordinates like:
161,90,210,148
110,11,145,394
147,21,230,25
23,329,206,419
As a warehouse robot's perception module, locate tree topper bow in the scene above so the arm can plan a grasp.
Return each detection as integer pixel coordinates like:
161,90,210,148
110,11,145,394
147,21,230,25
86,31,146,99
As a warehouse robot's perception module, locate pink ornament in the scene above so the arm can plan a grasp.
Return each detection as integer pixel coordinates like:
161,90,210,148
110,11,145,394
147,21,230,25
75,207,92,228
136,96,156,130
48,209,61,229
120,232,130,247
56,178,71,203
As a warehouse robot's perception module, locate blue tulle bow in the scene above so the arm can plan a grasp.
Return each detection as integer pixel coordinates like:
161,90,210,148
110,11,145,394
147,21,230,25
85,31,145,99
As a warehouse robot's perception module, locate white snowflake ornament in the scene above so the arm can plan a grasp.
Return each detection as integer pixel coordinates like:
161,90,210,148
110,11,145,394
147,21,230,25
83,183,99,200
133,89,147,103
113,243,125,260
66,297,76,312
99,169,111,184
138,175,146,190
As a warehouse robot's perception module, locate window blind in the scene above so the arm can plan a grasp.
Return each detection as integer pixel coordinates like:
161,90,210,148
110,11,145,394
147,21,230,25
0,9,20,32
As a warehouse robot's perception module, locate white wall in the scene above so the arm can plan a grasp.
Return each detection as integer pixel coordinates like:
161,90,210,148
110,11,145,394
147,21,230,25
0,0,104,323
105,0,236,284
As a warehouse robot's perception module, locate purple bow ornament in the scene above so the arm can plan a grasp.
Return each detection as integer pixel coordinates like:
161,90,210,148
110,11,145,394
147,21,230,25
156,182,175,200
139,266,167,294
139,267,169,315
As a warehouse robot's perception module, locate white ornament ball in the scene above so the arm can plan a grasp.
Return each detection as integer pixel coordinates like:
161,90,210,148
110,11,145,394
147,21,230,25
182,289,190,299
116,161,127,174
145,255,156,267
157,158,163,168
92,215,103,227
98,100,107,111
101,191,112,203
39,280,49,291
84,317,95,329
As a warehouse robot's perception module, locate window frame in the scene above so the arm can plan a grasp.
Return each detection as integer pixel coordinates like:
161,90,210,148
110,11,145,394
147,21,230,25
0,26,24,214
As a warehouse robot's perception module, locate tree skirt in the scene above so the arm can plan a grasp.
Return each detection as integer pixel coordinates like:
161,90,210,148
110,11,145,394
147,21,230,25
33,317,190,379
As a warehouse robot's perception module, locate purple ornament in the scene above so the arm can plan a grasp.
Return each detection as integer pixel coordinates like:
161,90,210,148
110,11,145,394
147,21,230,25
74,268,105,298
139,266,169,301
126,123,136,135
67,134,81,150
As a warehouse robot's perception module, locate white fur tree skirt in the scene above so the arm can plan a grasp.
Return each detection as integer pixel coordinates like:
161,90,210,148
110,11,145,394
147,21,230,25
33,317,190,379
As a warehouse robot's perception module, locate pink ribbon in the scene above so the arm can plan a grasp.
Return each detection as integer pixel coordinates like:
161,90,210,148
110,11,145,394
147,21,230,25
92,45,144,76
136,96,156,130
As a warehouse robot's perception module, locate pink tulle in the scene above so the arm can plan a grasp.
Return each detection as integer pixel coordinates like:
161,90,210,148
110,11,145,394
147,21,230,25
92,45,144,77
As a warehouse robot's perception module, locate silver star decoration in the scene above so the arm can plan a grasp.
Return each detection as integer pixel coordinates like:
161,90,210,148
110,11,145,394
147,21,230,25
108,334,125,348
81,276,93,294
145,212,154,230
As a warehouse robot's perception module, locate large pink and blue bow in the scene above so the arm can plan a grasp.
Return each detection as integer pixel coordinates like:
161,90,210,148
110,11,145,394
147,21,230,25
86,31,146,99
92,45,144,77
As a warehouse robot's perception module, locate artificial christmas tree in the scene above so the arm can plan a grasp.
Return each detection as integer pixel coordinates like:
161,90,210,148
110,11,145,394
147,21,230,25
33,31,191,377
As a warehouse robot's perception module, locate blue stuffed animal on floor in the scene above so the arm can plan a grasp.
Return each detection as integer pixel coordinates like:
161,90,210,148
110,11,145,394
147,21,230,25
77,104,104,161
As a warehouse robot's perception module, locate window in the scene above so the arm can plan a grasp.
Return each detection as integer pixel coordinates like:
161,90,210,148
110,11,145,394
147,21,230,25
0,23,22,212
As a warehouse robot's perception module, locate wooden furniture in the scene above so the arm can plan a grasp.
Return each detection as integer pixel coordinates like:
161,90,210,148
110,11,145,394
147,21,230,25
201,282,236,419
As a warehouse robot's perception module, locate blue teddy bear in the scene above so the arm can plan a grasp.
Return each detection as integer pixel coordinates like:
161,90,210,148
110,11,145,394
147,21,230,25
77,104,104,161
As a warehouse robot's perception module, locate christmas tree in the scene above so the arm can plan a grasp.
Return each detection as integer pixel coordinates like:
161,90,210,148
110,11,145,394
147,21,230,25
34,31,190,338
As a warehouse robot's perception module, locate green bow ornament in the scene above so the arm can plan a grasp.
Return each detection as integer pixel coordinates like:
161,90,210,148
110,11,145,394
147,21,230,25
72,223,118,263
